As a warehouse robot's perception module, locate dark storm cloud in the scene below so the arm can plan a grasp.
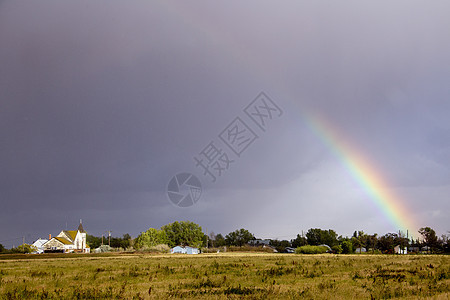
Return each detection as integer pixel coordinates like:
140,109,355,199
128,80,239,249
1,0,449,246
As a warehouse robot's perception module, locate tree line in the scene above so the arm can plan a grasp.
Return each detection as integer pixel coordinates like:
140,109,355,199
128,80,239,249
130,222,449,254
1,222,448,254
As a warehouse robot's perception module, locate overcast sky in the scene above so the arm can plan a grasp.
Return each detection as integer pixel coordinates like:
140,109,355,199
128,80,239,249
1,1,449,248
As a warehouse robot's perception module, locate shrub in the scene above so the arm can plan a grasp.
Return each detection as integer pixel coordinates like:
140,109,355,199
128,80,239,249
332,245,343,254
295,245,328,254
341,241,353,254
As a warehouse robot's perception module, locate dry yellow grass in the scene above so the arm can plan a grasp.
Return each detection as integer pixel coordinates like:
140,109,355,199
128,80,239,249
0,252,449,299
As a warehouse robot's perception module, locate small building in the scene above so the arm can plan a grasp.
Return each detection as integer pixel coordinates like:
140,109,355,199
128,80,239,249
170,246,199,254
185,246,199,254
285,247,296,253
31,238,48,254
248,239,271,246
394,245,407,254
355,247,367,254
421,246,430,253
171,246,185,254
408,247,420,253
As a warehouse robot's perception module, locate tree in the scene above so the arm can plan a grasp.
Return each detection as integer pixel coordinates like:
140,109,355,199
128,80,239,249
86,235,102,249
109,234,132,249
351,236,362,250
305,228,338,247
122,234,132,249
353,231,370,250
215,233,226,247
225,229,255,246
332,244,343,254
0,243,4,253
12,244,37,254
161,221,204,248
270,239,291,253
135,228,168,249
366,234,378,253
208,231,216,248
419,227,439,253
291,234,307,248
377,233,397,253
442,233,450,253
341,240,353,254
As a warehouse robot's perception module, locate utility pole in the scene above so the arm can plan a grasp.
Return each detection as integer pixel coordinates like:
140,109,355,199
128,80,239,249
105,231,112,247
102,234,104,246
23,236,25,254
206,227,208,249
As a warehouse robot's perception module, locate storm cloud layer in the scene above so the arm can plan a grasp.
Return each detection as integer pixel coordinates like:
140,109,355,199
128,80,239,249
1,1,449,247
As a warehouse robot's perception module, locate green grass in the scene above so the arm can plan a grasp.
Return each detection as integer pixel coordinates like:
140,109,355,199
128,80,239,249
0,253,449,299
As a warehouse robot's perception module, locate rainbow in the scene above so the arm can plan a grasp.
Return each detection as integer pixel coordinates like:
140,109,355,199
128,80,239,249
155,2,417,233
304,113,416,233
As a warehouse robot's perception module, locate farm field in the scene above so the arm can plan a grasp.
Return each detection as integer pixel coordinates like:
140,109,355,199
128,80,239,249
0,253,449,299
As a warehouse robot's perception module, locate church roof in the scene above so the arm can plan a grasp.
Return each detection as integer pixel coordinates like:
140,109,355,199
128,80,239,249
54,237,73,245
64,231,78,241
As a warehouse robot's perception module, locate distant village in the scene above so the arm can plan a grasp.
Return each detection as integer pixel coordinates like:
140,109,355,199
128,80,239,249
1,221,448,255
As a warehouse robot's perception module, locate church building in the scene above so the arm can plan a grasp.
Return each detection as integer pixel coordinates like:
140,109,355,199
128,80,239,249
43,221,90,253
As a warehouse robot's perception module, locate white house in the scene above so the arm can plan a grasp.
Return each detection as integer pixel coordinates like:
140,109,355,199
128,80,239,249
171,246,185,254
394,245,407,254
185,246,199,254
42,221,90,253
31,238,48,254
170,246,199,254
248,239,271,246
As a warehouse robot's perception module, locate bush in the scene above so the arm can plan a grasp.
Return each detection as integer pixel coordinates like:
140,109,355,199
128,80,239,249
295,245,328,254
341,241,353,254
332,245,343,254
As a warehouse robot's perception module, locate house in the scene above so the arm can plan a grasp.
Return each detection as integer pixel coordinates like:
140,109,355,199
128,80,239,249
355,247,367,254
248,239,271,246
185,246,199,254
31,238,48,254
170,246,199,254
171,246,185,254
42,221,90,253
421,246,430,253
394,245,407,254
408,246,420,253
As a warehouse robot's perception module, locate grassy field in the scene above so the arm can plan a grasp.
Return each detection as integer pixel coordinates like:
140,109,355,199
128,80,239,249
0,252,449,299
